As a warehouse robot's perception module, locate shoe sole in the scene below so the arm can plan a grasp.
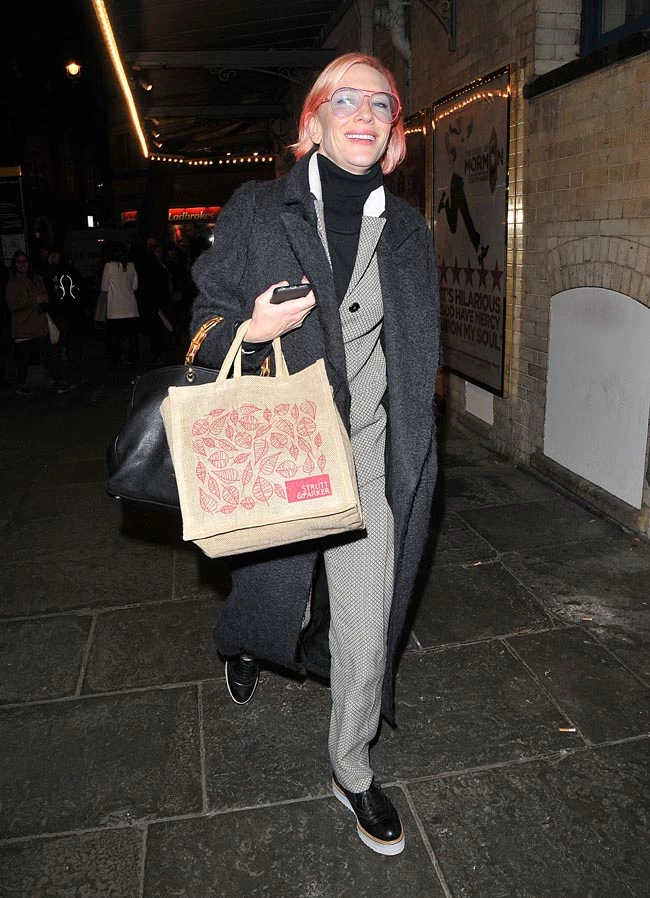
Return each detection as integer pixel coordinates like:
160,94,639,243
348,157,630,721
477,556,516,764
224,659,259,705
332,779,405,856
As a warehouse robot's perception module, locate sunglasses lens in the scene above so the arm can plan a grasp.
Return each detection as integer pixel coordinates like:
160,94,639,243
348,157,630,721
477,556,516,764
330,88,398,123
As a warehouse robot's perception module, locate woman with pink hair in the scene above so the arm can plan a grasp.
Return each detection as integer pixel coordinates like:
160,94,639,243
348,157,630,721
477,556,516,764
191,52,440,855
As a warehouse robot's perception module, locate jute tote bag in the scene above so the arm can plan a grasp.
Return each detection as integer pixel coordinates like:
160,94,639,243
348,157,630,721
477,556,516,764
160,320,363,557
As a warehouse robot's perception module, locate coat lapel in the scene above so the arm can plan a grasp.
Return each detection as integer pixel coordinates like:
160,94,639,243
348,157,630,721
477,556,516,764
279,158,349,402
345,217,385,299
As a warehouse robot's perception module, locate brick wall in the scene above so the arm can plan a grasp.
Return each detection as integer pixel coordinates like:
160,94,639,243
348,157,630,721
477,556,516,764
535,0,581,74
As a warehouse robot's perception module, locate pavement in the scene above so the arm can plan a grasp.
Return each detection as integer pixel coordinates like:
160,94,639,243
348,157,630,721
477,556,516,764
1,329,649,898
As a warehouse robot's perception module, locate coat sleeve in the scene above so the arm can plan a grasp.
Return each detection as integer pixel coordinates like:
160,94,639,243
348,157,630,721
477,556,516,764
5,279,30,312
190,181,271,373
100,263,110,292
5,278,43,312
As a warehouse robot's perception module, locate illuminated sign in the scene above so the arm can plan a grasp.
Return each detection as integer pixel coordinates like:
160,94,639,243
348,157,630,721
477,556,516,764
121,206,222,225
168,206,221,222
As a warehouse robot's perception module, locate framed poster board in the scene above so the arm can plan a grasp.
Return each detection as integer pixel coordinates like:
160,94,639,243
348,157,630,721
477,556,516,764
433,69,510,396
0,167,28,266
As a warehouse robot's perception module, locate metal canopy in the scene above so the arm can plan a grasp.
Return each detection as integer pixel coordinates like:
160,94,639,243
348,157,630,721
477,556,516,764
107,0,346,157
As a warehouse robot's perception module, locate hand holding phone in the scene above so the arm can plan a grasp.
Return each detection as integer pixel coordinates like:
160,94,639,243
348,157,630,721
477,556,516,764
270,283,313,303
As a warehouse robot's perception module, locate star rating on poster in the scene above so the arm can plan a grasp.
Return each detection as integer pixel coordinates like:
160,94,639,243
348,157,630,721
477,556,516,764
490,260,503,291
437,255,504,292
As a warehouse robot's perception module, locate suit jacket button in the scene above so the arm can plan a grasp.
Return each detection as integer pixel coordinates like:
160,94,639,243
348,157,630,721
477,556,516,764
349,302,360,312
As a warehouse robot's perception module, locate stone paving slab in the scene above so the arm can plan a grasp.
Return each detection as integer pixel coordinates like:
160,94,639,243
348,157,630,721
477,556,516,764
442,462,559,511
0,687,202,839
203,674,334,810
507,627,650,743
0,512,175,564
372,645,582,782
35,457,109,486
412,560,552,648
459,496,617,552
173,545,232,599
16,481,123,521
83,597,225,693
0,615,90,703
0,488,27,534
503,537,650,681
0,827,143,898
438,435,498,468
502,535,650,607
408,738,650,898
590,628,650,684
143,787,446,898
0,551,175,618
430,511,498,566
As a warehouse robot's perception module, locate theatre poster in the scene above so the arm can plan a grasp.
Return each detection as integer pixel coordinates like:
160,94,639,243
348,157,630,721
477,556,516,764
0,167,28,266
433,69,510,396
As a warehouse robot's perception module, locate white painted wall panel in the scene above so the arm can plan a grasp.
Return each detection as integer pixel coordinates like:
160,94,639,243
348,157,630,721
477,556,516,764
544,288,650,508
466,381,494,424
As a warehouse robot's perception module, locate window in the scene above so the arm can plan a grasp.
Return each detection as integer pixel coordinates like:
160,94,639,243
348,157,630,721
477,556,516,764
582,0,650,52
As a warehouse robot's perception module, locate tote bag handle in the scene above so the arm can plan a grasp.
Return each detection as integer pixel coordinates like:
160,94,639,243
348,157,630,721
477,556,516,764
216,319,289,383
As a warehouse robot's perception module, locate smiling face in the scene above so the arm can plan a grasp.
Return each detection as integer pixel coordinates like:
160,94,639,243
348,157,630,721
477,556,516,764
308,63,393,175
13,254,29,274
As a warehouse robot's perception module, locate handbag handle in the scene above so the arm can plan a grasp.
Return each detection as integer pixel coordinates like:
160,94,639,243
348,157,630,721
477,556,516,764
216,319,289,383
184,316,224,366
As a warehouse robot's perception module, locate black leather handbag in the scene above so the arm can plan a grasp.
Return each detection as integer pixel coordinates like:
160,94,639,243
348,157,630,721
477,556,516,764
106,316,224,511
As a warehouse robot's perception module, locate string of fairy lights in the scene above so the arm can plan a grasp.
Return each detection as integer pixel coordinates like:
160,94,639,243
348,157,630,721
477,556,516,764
149,153,275,166
433,85,510,122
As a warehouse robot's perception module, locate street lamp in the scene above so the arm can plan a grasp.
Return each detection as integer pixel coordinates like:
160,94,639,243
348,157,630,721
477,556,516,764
65,61,82,80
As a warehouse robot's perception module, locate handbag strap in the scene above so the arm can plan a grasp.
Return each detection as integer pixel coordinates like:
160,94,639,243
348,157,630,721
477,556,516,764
184,316,224,365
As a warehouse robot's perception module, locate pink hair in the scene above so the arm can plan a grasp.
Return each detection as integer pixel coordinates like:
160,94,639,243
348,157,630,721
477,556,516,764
290,53,406,175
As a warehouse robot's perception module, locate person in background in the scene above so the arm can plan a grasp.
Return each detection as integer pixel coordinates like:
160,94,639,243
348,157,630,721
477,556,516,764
101,241,140,368
5,251,73,395
135,238,172,364
190,53,440,856
183,220,210,263
47,250,85,362
165,243,192,345
33,243,52,280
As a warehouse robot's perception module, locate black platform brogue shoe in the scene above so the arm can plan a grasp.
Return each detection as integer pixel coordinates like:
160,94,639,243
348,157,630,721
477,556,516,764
332,775,405,855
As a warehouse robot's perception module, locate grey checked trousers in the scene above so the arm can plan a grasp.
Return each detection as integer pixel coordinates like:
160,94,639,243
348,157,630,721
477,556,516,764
324,476,395,792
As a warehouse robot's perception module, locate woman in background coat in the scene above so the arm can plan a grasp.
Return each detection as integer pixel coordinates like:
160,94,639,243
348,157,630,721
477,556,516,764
6,251,72,395
191,52,440,856
101,242,140,368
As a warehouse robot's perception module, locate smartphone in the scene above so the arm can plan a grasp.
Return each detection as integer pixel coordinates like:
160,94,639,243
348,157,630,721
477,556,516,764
270,283,313,303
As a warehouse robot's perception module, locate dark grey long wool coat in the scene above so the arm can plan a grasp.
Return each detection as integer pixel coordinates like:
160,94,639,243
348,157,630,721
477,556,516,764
191,152,440,721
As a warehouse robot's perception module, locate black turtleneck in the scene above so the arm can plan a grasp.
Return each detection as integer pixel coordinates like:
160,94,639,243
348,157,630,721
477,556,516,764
317,154,383,305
